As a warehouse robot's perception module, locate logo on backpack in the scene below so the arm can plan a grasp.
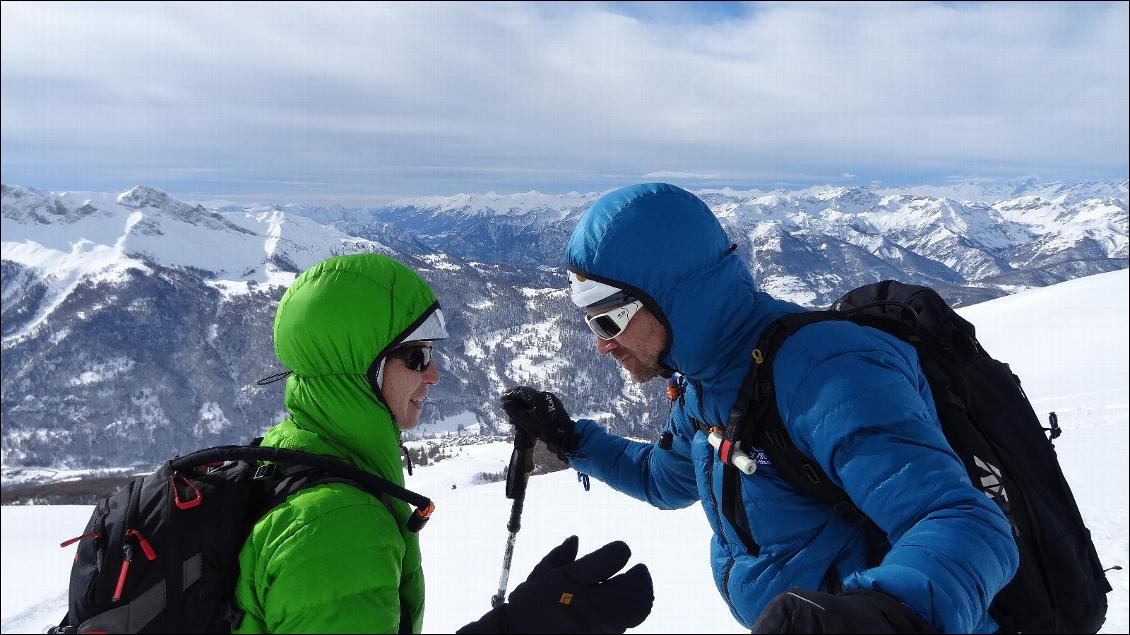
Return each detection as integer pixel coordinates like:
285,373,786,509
973,455,1009,505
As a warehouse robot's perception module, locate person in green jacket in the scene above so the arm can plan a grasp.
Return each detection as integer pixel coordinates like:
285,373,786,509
233,253,654,634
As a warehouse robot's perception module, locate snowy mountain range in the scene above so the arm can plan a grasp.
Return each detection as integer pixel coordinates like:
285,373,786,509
4,268,1128,633
327,180,1127,306
1,179,1127,472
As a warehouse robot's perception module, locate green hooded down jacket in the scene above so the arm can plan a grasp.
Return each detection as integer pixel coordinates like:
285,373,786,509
233,254,440,634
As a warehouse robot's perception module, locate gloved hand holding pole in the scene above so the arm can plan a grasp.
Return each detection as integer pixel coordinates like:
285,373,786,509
500,386,578,461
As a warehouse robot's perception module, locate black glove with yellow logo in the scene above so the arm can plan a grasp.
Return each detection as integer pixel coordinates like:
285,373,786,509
459,536,654,634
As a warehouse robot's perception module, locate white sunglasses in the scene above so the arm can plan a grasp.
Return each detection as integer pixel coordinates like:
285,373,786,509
585,300,643,340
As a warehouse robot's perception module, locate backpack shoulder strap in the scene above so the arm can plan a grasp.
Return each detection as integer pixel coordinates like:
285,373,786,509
171,445,434,533
719,310,889,566
263,466,393,516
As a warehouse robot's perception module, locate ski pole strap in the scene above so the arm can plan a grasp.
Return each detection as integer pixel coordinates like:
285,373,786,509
577,472,590,491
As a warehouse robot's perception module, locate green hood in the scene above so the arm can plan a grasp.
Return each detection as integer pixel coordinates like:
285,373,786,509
272,253,439,484
234,254,436,633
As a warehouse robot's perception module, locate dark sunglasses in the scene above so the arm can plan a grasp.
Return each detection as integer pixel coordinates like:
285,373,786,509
387,344,434,372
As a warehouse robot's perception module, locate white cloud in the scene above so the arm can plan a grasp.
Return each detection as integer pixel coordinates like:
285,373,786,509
1,2,1126,202
641,171,723,180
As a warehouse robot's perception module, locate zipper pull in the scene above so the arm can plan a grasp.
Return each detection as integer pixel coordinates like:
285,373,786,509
113,544,133,602
125,529,157,560
666,376,682,402
750,349,765,400
59,531,101,548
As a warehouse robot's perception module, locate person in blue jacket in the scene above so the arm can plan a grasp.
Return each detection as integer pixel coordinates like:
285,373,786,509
501,183,1019,634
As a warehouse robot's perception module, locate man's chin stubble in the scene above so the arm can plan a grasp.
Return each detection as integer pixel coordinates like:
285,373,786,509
612,352,661,383
624,363,661,384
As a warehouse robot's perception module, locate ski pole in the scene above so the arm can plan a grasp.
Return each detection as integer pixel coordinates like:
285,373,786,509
491,428,535,607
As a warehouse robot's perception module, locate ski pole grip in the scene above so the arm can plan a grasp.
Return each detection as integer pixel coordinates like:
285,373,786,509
515,428,536,450
507,497,525,533
505,432,533,501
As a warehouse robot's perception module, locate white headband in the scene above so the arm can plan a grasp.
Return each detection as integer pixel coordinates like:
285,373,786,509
569,270,623,309
377,308,448,390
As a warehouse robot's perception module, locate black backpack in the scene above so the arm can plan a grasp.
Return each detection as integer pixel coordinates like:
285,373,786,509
51,442,433,634
713,280,1110,634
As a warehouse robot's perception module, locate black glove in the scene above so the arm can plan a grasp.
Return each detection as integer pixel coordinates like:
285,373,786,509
458,536,654,634
501,387,577,460
752,588,937,634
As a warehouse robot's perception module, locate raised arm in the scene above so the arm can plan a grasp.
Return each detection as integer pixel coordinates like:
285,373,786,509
501,386,698,510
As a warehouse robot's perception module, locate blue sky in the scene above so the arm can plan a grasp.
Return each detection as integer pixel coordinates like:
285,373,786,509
1,1,1127,205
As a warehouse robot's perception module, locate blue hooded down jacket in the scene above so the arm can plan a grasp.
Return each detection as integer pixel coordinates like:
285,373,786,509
565,183,1018,633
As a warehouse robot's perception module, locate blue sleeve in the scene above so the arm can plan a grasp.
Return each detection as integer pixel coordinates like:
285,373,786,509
776,330,1019,634
568,416,699,510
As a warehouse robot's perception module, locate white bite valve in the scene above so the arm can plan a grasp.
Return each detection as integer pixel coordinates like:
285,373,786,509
707,428,757,475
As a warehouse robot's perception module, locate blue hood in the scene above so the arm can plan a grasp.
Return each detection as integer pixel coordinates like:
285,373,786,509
566,183,771,391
